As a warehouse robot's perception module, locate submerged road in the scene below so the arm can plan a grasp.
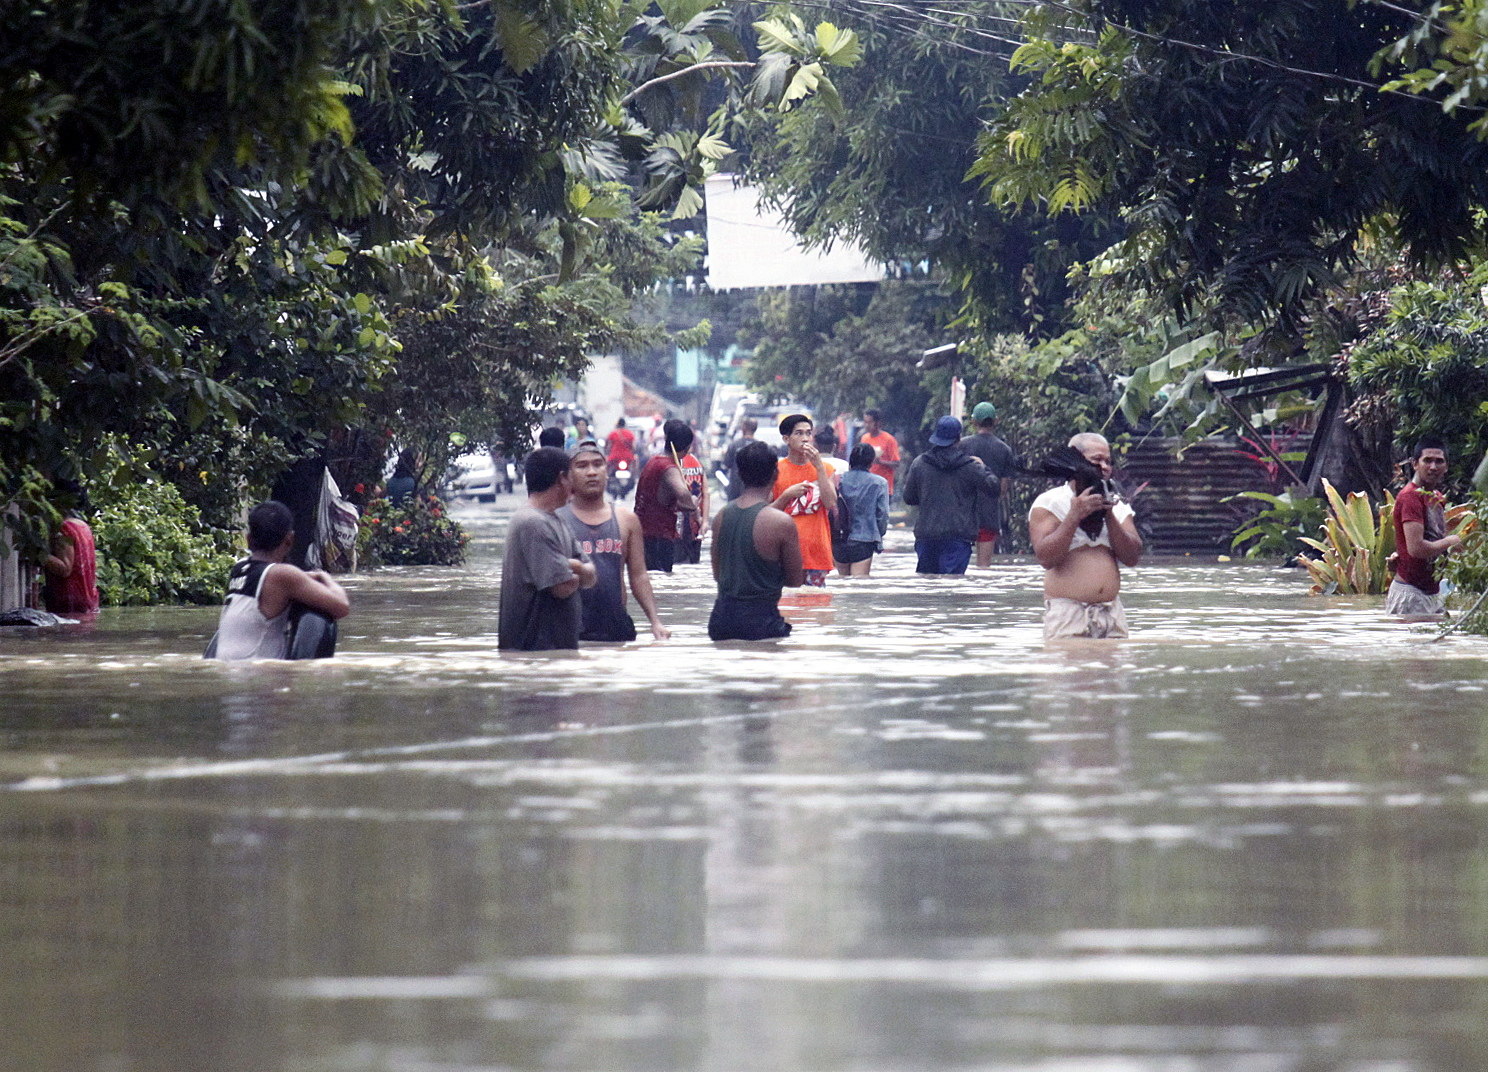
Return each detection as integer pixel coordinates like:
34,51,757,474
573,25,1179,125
4,496,1488,1072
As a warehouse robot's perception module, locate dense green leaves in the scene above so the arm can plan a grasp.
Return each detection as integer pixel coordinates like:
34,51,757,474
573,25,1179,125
3,0,867,571
975,0,1488,323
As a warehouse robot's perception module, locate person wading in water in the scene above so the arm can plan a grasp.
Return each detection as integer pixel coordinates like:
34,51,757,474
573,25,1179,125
1028,432,1143,640
709,440,804,641
557,442,671,642
213,501,351,660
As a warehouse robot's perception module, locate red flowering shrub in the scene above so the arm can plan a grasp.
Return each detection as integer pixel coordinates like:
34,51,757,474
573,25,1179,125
358,494,468,566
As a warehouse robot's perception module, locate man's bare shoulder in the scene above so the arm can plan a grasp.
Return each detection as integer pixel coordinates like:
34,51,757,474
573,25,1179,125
757,505,798,535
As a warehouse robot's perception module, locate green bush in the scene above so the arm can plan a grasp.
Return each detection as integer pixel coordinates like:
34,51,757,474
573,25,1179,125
359,495,468,567
1227,490,1327,560
1441,493,1488,634
93,479,237,605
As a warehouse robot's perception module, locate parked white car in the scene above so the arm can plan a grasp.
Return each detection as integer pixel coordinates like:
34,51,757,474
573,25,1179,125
447,452,497,501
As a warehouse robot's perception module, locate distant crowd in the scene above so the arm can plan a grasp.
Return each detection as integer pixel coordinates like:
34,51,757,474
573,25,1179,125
496,406,1145,648
29,413,1464,656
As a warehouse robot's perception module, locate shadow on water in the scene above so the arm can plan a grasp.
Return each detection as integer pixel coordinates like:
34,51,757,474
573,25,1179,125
6,498,1488,1071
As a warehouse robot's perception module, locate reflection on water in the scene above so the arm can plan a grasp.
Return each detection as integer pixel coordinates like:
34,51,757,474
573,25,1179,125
6,500,1488,1071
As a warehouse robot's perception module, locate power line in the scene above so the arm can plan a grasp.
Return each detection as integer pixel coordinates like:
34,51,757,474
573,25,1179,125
759,0,1484,114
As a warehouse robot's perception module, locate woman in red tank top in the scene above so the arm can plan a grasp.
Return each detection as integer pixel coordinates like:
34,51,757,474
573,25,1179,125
43,514,100,614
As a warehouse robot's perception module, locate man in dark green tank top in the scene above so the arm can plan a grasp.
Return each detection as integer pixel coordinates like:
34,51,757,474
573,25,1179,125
708,440,805,641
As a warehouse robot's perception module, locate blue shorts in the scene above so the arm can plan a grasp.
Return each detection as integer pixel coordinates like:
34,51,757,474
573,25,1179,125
915,537,972,575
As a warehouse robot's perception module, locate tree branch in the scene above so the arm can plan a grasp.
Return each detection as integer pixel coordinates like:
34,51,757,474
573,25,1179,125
621,61,756,104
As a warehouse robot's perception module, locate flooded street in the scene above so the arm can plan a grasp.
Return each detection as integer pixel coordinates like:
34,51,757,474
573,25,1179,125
6,498,1488,1072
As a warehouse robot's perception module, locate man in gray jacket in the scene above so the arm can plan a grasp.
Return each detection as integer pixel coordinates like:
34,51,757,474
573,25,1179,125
901,415,1002,575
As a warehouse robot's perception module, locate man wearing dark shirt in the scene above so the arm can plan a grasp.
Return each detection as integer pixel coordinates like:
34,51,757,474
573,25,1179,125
1386,436,1462,619
498,447,597,650
958,401,1018,567
721,418,758,501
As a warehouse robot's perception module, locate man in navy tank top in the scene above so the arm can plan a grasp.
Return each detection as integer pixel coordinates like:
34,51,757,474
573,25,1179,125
557,442,671,641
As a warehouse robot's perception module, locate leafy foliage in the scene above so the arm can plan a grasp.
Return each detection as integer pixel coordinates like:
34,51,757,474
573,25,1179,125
1,0,862,580
1299,481,1397,595
92,482,236,607
737,282,937,433
1440,492,1488,633
1377,0,1488,134
1227,490,1327,561
975,0,1488,324
358,495,469,567
1345,263,1488,483
737,0,1115,336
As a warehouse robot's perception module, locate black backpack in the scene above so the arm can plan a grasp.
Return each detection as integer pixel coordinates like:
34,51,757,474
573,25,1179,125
830,479,853,540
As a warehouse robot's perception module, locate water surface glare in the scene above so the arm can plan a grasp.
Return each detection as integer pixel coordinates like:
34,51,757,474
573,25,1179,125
4,500,1488,1072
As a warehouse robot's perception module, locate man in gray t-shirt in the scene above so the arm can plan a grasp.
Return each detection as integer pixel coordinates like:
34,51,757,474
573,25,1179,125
498,447,596,651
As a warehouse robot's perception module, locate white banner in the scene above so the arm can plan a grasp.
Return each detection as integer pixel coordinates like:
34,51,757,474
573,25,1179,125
704,176,885,290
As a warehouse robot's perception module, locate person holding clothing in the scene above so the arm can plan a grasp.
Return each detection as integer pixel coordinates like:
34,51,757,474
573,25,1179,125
1028,432,1143,640
772,413,838,587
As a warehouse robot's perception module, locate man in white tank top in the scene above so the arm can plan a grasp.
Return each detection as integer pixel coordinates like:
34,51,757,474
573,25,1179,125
214,501,351,660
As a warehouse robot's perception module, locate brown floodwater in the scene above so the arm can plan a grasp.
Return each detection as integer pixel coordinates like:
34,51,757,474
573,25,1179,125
4,497,1488,1072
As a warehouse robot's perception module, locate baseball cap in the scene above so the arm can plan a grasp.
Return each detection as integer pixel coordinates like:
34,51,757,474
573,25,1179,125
928,415,963,446
972,401,996,422
571,439,605,462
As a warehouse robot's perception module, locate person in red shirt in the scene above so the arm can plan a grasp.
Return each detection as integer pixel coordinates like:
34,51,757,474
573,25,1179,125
633,419,698,573
674,446,709,564
772,413,838,587
606,417,637,467
1387,436,1462,619
858,408,901,496
41,481,99,616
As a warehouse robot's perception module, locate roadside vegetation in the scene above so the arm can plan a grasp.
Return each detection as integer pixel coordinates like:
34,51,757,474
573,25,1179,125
12,1,1488,607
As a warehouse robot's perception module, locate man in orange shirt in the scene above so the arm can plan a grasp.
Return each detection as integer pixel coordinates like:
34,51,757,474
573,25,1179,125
772,413,838,587
859,408,901,496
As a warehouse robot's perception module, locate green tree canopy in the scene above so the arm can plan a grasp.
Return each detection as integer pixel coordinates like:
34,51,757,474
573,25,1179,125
973,0,1488,324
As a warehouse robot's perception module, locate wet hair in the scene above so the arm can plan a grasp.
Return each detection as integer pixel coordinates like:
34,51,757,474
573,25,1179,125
863,408,882,423
779,413,813,437
740,418,757,435
849,443,876,471
524,447,572,493
736,440,779,489
813,426,838,450
663,418,694,453
247,501,294,552
1413,435,1447,460
538,427,565,449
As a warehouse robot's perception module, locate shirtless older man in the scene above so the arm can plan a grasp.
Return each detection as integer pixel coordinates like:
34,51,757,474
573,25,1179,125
1028,432,1143,640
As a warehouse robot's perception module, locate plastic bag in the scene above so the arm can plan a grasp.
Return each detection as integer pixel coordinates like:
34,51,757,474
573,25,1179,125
307,468,359,573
